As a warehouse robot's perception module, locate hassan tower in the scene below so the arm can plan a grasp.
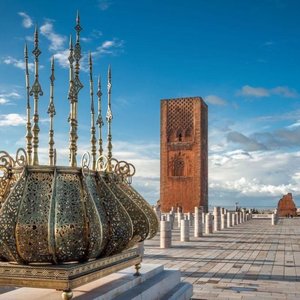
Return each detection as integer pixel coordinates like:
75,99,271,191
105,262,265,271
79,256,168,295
160,97,208,213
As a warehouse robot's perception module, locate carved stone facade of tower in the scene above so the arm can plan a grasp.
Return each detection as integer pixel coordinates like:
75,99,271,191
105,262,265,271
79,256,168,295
160,97,208,213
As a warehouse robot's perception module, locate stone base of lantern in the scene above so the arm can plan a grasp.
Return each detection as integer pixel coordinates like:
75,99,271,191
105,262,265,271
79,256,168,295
0,247,142,300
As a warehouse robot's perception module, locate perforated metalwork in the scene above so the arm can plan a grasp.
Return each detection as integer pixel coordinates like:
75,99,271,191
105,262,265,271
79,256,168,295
83,175,109,258
117,181,159,239
0,169,27,263
16,171,53,263
95,174,133,256
105,176,149,244
54,173,87,262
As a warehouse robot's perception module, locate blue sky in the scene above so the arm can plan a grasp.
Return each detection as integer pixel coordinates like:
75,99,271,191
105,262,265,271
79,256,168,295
0,0,300,209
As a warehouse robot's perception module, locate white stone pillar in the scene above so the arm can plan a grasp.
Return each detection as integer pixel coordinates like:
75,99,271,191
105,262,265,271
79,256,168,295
234,212,238,225
187,212,194,226
221,213,227,229
170,206,175,214
205,213,213,234
227,212,232,227
239,211,243,223
177,211,183,228
194,207,203,237
160,220,171,248
214,206,221,231
166,213,174,230
271,213,277,225
242,209,246,222
180,219,190,242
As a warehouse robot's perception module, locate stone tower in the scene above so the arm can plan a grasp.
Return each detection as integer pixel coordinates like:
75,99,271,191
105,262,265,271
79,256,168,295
160,97,208,213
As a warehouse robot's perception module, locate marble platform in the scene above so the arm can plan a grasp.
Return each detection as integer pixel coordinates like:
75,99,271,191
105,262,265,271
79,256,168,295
0,263,192,300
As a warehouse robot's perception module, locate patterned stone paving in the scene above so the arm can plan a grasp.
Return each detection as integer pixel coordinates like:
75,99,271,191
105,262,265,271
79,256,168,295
143,218,300,299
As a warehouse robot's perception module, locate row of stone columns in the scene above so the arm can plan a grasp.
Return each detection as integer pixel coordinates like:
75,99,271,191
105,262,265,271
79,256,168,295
156,206,253,248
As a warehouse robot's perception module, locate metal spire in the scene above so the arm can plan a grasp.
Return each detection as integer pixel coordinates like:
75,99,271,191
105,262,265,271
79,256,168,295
96,76,104,157
24,43,32,165
68,11,83,167
106,65,113,171
89,52,96,171
48,56,56,166
29,24,43,166
68,35,77,167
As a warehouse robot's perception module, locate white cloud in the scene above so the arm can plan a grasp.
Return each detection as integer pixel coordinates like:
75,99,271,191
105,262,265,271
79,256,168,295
53,49,69,68
287,120,300,129
0,92,21,99
0,98,9,104
272,86,298,98
205,95,227,106
92,39,124,57
263,41,274,47
98,0,113,10
209,150,300,195
239,85,269,97
0,114,26,126
2,56,34,71
238,85,299,98
18,12,33,28
40,21,66,51
54,38,124,70
0,92,21,105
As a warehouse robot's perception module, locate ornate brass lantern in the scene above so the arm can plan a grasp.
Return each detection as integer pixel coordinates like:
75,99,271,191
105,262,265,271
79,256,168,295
0,12,158,299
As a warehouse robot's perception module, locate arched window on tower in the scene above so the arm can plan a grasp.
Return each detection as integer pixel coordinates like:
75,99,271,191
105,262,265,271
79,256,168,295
176,128,183,142
173,157,184,176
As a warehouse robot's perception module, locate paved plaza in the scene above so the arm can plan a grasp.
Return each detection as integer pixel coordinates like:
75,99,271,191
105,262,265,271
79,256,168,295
143,218,300,299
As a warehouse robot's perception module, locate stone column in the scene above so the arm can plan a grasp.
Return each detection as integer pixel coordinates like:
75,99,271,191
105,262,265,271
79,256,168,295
187,212,194,226
180,218,190,242
242,209,246,222
233,212,238,225
194,207,203,237
205,213,213,234
160,220,171,248
227,212,232,227
166,213,174,230
213,206,221,231
170,206,175,214
177,210,183,228
221,213,227,229
271,213,277,225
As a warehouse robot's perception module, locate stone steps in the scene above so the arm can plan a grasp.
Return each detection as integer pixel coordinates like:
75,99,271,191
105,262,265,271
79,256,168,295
0,264,192,300
113,267,192,300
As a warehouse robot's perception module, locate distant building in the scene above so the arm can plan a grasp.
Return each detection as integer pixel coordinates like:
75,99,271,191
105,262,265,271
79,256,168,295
277,193,297,217
160,97,208,213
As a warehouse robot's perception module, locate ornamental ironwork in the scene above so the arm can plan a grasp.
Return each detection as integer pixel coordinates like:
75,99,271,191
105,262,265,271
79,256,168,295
0,13,158,300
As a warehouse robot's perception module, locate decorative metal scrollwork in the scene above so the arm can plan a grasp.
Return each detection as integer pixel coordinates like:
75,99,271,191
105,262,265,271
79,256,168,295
0,151,14,181
115,161,130,176
0,152,14,205
114,160,136,184
15,148,27,167
81,152,91,176
96,155,108,172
